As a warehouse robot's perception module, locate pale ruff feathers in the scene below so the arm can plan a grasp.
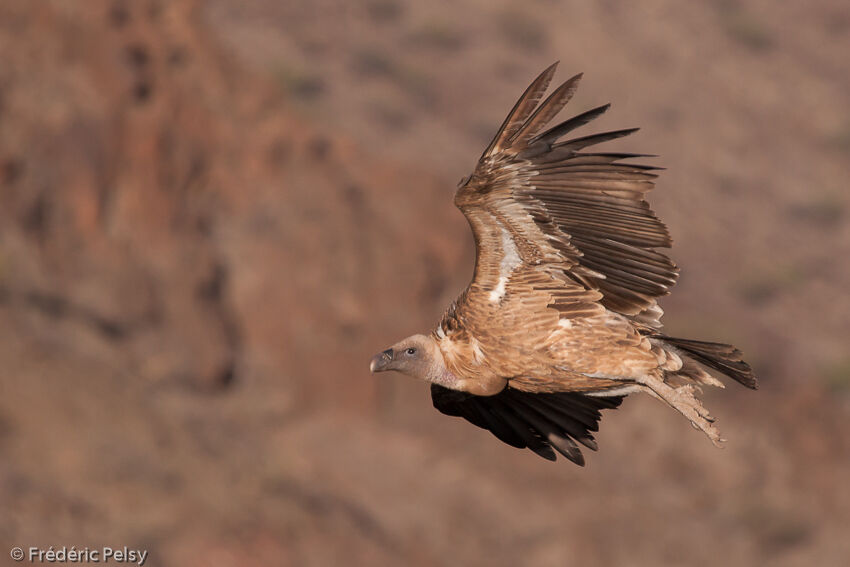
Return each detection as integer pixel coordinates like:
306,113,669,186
488,226,522,303
470,337,485,364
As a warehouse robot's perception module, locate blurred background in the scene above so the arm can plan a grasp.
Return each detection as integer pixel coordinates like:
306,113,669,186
1,0,849,565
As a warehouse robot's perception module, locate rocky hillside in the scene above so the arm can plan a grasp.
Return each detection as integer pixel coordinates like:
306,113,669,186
1,1,848,565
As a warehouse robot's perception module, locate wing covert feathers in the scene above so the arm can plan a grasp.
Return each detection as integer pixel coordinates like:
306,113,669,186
431,384,623,464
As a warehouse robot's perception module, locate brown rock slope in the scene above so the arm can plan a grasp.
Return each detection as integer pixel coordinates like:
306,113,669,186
1,1,849,566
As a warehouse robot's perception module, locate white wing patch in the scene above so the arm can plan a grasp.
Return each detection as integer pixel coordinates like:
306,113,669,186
488,226,522,303
488,277,508,303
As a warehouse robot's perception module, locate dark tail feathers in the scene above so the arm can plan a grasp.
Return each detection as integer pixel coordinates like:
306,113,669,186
660,336,758,390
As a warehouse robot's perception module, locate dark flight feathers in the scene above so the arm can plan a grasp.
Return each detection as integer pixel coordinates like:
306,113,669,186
431,384,623,465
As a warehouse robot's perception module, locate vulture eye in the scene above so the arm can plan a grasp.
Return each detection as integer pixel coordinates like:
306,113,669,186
406,347,417,355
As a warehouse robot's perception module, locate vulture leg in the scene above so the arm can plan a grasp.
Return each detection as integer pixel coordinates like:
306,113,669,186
633,374,723,446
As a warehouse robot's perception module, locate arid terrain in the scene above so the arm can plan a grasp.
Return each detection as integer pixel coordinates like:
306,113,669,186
1,1,849,565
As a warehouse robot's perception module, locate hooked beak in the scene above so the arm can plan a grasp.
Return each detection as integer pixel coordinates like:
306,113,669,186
369,349,394,373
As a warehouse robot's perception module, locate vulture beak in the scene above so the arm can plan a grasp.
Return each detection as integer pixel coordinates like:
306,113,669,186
369,349,394,373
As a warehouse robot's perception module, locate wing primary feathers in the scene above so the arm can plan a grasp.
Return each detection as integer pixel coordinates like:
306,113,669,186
570,235,677,270
482,61,559,157
557,219,671,248
579,255,676,286
530,187,654,205
530,103,611,147
553,128,641,153
550,214,670,245
509,73,583,147
536,152,661,169
540,201,665,229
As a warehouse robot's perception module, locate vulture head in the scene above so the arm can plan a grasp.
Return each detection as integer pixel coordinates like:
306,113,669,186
369,334,446,382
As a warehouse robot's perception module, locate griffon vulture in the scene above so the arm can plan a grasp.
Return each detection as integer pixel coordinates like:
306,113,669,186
370,63,756,465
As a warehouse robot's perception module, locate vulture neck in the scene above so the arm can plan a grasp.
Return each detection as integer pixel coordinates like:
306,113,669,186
417,337,460,390
426,363,459,390
422,342,458,389
427,338,506,396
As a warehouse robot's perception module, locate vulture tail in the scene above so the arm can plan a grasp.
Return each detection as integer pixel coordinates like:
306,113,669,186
660,336,758,390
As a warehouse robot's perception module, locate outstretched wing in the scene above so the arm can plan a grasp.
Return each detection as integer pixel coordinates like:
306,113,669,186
431,383,623,464
454,62,678,329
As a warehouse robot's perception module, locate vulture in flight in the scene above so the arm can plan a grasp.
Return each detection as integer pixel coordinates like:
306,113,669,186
370,63,757,465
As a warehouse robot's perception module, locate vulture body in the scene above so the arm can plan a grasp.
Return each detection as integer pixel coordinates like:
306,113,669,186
370,63,756,465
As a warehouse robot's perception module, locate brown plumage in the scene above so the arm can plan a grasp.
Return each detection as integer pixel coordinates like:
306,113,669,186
369,63,756,465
